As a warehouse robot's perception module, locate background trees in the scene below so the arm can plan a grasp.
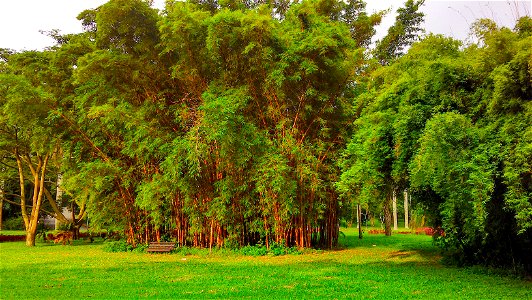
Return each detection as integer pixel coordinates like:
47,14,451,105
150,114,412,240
1,0,382,248
339,19,531,272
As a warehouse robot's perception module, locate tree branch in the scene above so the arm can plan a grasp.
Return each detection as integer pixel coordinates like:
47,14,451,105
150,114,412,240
43,187,69,224
3,198,55,217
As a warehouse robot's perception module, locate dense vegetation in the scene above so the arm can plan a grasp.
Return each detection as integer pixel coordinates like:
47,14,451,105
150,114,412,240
0,0,530,273
338,18,532,271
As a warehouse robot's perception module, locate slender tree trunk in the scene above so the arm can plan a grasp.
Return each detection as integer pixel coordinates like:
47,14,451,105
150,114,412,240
55,173,64,230
71,201,80,240
357,203,362,239
209,219,214,253
328,192,338,248
356,203,360,228
25,154,50,246
384,191,392,236
0,197,3,231
393,189,398,231
264,216,270,249
0,179,4,231
404,189,409,229
15,151,29,230
44,188,69,225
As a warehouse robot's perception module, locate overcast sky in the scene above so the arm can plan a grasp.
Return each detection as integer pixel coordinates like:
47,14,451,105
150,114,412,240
0,0,530,51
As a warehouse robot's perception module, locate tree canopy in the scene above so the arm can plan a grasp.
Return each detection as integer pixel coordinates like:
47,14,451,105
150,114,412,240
1,0,530,273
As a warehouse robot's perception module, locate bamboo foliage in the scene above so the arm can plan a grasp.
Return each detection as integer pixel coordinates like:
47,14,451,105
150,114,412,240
16,0,378,248
1,0,389,248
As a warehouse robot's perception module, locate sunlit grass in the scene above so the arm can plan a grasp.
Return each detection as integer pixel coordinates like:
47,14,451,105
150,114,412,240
0,230,25,236
1,228,530,299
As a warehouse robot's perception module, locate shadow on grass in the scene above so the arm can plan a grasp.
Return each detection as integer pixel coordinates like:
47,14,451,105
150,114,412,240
340,229,437,248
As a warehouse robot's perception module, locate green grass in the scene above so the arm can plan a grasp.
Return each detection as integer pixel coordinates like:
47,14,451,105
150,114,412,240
1,228,530,299
0,230,25,236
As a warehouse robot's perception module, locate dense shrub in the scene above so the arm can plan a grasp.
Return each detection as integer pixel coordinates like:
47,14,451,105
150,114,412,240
240,245,268,256
239,242,301,256
102,240,134,252
2,217,24,230
132,244,149,253
269,242,301,256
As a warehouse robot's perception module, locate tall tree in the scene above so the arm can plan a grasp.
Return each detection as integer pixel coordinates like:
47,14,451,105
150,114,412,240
374,0,424,65
340,18,531,271
0,68,56,246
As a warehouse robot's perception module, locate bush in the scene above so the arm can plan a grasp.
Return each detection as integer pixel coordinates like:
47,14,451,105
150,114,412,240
104,231,124,241
239,241,301,256
3,217,24,230
223,235,240,250
56,222,72,232
102,240,133,252
240,245,268,256
269,242,301,256
132,244,149,253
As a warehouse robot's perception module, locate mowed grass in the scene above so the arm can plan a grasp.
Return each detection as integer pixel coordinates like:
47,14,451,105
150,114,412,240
1,228,530,299
0,230,25,236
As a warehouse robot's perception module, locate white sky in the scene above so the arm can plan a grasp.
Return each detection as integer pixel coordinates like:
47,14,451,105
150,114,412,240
0,0,530,51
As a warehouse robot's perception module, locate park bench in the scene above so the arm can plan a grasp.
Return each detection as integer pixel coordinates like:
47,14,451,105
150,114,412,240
146,241,176,253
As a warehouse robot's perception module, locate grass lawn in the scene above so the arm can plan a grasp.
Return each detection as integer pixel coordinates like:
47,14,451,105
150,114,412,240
0,230,25,236
1,228,530,299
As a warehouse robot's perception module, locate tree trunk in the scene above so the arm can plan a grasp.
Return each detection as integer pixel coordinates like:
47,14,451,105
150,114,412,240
26,230,36,247
24,154,50,246
55,173,64,230
15,151,29,230
71,202,80,240
209,219,214,253
384,192,392,236
356,203,360,228
0,195,3,231
357,203,362,239
0,179,4,231
393,189,398,231
44,188,69,225
404,189,409,229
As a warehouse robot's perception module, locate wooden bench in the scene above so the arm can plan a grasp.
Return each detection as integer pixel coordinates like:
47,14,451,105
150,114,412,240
146,242,176,253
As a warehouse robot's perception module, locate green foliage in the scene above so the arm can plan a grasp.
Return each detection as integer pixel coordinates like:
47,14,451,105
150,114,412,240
240,244,268,256
374,0,425,65
411,113,494,254
102,240,134,253
2,217,25,230
132,243,149,253
269,241,302,256
340,20,532,272
238,241,301,256
4,0,530,274
94,0,160,56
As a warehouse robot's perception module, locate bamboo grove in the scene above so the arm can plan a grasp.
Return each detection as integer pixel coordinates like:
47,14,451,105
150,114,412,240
1,0,387,248
1,0,531,272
